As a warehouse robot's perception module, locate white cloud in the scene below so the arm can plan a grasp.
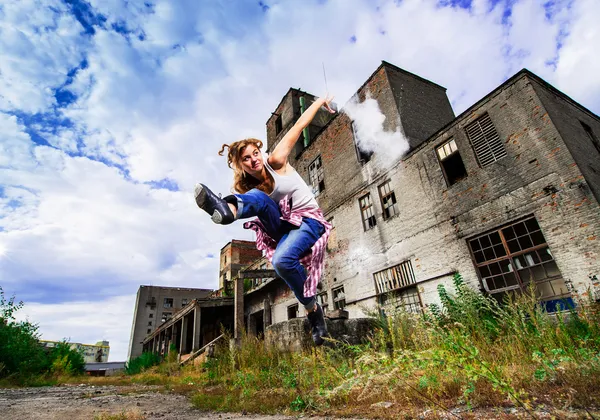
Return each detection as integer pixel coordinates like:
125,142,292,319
2,0,600,359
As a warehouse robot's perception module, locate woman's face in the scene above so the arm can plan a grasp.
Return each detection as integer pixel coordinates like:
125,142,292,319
239,144,264,177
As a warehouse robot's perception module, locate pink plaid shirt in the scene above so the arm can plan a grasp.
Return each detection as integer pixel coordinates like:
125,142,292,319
243,197,332,298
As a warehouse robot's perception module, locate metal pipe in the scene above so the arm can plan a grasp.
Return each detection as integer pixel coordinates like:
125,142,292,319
299,96,310,148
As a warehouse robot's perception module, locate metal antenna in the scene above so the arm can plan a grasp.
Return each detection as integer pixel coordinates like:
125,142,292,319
322,62,329,94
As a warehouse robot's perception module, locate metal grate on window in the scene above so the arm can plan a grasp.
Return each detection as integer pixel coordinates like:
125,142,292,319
308,155,325,197
378,180,398,220
465,113,507,167
359,193,376,231
373,260,416,294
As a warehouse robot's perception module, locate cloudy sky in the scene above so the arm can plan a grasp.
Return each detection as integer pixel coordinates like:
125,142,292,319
1,0,599,361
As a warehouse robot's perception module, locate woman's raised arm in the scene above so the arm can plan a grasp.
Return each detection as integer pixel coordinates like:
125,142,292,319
268,95,335,170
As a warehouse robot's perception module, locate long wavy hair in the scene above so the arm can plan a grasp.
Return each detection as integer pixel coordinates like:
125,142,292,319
218,138,274,194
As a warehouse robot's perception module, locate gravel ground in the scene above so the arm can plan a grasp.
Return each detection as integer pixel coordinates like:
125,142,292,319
0,384,321,420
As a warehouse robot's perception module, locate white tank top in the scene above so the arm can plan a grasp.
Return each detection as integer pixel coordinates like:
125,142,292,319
263,154,319,213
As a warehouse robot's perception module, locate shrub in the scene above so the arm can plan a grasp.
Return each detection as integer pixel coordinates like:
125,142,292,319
125,352,162,375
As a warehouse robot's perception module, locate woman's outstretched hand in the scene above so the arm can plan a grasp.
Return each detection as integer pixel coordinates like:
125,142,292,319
320,94,336,114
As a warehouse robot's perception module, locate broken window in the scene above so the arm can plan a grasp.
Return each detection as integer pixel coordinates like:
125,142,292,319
163,298,173,308
308,155,325,197
378,180,399,220
148,313,153,318
318,292,329,314
148,321,152,326
332,286,346,310
161,312,172,323
379,286,422,314
581,121,600,153
275,114,283,135
181,298,188,306
352,121,373,164
359,193,376,231
147,329,151,334
287,304,298,320
465,113,507,167
436,139,468,186
374,260,416,294
468,216,572,312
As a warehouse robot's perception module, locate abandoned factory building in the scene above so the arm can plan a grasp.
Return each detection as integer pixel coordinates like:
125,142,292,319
238,61,600,328
132,61,600,359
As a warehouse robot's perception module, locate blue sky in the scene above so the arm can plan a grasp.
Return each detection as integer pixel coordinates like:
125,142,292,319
2,0,599,361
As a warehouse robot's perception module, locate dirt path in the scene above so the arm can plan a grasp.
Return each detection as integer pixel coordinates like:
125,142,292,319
0,385,317,420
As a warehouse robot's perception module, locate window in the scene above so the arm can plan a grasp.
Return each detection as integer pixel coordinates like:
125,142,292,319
374,260,416,294
275,114,282,135
333,286,346,310
378,180,398,220
181,298,188,306
379,287,422,314
581,121,600,153
309,155,325,197
359,194,376,231
148,321,152,326
318,292,328,314
287,304,298,320
148,313,153,318
436,139,468,186
468,216,572,312
352,121,373,164
161,312,172,323
163,298,173,308
147,329,151,334
465,113,507,167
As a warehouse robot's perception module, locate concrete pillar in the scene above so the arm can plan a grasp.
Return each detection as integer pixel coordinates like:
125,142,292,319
192,306,202,351
234,276,244,342
180,316,188,354
263,298,272,327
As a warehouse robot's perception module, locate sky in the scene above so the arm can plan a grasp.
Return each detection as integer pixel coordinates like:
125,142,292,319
1,0,599,361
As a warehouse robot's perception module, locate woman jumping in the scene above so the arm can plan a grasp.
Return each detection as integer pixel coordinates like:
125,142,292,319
194,95,335,345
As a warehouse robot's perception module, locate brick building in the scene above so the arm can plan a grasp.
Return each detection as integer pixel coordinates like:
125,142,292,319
241,61,600,325
219,240,263,293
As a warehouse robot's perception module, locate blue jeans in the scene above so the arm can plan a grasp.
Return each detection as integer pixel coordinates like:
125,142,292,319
235,189,325,309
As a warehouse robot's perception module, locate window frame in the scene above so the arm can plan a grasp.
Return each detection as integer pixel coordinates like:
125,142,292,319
274,114,283,135
436,138,468,186
467,216,571,310
359,193,377,231
373,260,416,295
163,298,173,309
378,180,399,220
465,113,507,167
332,286,346,310
287,304,298,320
308,155,325,197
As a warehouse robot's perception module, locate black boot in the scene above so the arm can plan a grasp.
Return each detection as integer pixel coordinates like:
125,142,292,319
194,183,235,225
307,303,329,346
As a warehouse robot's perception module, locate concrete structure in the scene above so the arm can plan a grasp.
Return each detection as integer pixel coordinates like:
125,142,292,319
41,340,110,363
127,285,212,360
241,61,600,329
141,297,233,359
84,361,126,377
219,240,263,293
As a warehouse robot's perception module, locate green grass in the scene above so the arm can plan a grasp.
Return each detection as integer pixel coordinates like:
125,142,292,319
50,274,600,418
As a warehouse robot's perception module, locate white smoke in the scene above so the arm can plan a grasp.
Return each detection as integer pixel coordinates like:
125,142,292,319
343,93,410,168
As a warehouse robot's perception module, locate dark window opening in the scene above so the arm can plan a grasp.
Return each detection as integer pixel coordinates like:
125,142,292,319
163,298,173,308
359,193,376,231
378,180,398,219
465,113,506,167
436,139,468,186
287,304,298,320
309,155,325,197
333,286,346,310
378,286,422,314
318,292,328,315
161,312,172,323
149,313,153,318
468,216,572,312
147,329,151,334
275,115,282,135
581,121,600,153
352,121,373,164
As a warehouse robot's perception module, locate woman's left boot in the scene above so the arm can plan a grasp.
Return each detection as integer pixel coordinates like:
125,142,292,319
307,303,329,346
194,183,235,225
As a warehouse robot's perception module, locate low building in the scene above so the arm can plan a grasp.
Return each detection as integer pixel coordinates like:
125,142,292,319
40,340,110,363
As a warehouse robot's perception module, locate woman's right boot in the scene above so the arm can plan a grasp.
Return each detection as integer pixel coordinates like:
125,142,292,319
194,183,235,225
